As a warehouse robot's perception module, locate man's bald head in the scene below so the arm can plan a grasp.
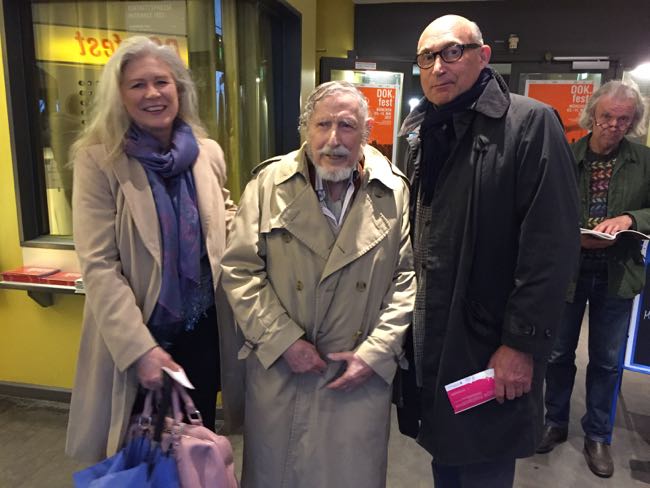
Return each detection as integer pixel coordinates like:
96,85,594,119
417,15,491,105
418,15,483,49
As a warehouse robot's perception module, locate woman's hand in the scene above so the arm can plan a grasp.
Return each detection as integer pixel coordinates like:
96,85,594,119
135,346,181,390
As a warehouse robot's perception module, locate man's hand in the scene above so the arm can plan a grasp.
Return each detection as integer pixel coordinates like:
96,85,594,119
326,352,374,391
593,214,633,235
282,339,327,374
136,346,181,390
487,345,533,403
581,215,633,249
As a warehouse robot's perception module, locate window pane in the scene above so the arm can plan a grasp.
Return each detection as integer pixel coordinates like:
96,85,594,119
20,0,297,240
519,72,602,143
30,0,220,236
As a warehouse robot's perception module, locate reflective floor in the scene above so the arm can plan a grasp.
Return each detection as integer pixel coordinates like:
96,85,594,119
1,319,649,487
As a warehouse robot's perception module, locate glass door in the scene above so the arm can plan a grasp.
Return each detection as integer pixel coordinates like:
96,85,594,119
330,69,403,163
321,57,415,167
510,62,614,143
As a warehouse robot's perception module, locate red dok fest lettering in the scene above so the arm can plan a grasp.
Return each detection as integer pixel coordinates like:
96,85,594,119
74,32,122,57
74,31,181,58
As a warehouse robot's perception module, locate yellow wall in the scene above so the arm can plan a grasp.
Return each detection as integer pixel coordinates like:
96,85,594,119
0,36,84,390
316,0,355,81
0,0,354,391
287,0,317,112
287,0,355,124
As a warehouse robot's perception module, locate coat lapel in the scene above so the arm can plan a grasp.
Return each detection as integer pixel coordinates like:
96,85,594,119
320,185,391,282
112,154,162,266
278,181,335,261
192,148,214,244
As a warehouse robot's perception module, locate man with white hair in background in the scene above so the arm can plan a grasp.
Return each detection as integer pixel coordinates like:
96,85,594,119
221,80,416,488
539,80,650,478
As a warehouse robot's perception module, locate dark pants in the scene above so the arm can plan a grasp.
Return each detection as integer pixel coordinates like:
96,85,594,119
432,459,516,488
169,305,221,430
544,263,631,443
133,305,221,431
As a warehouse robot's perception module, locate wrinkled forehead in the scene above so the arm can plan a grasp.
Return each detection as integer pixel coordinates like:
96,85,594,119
596,95,637,115
312,93,362,119
418,21,473,51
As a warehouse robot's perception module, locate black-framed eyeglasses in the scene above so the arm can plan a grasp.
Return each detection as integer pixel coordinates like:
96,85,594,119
416,43,482,69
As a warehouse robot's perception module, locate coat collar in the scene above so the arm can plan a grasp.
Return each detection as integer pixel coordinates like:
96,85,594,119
267,143,404,190
267,144,401,280
572,134,638,167
110,139,214,266
472,70,510,119
191,140,215,243
112,151,161,266
398,68,510,138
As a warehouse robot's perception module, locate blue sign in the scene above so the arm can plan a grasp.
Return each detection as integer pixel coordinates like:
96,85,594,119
624,242,650,374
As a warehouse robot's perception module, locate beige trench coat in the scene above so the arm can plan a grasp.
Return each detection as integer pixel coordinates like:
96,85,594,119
65,139,243,462
221,144,416,488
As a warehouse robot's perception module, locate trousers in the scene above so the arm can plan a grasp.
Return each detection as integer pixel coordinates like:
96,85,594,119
544,261,631,442
431,458,516,488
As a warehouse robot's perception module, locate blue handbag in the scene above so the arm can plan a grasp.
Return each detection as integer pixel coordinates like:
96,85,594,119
73,432,180,487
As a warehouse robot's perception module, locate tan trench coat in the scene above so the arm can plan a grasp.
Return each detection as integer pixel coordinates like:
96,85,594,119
65,139,243,462
221,144,416,488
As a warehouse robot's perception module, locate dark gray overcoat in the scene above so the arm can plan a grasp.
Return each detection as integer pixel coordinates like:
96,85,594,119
397,72,581,465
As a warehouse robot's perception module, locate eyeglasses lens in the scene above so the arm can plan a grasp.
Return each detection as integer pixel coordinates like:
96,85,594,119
441,45,463,63
416,44,472,69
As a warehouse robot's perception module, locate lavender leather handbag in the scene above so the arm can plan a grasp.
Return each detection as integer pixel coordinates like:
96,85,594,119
133,379,239,488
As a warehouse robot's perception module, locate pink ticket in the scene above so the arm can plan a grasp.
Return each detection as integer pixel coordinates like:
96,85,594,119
445,368,495,414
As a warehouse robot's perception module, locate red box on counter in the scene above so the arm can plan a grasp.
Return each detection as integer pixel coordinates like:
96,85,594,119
41,271,83,286
1,266,60,283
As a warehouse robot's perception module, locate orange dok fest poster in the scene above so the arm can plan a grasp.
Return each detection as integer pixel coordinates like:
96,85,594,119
356,85,398,160
525,80,597,144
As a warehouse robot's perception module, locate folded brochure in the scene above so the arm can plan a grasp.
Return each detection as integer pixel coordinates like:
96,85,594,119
581,228,650,241
161,366,195,389
445,368,495,414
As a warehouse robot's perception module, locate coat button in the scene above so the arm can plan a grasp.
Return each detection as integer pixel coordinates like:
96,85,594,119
544,328,552,338
356,281,367,292
374,189,384,198
282,232,292,243
296,280,303,291
354,329,363,338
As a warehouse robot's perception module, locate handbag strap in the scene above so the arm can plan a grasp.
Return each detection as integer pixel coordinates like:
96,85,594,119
171,382,204,426
137,372,204,441
153,373,174,442
136,388,158,433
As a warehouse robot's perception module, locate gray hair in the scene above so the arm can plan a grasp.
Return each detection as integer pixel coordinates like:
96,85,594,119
579,80,647,137
72,36,206,163
298,81,371,144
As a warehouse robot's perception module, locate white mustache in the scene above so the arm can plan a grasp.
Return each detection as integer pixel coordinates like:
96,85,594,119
319,145,351,157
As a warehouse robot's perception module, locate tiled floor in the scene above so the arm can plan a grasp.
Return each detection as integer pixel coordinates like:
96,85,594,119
1,319,649,487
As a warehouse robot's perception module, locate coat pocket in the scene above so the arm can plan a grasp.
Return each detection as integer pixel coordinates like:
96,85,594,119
464,298,501,347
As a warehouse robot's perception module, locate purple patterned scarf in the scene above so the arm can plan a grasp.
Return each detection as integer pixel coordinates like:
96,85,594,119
124,120,201,345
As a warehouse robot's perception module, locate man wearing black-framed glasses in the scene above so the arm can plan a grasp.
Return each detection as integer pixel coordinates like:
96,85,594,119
539,80,650,479
396,14,580,488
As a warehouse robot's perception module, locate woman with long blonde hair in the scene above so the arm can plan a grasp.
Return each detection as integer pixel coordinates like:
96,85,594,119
65,36,236,462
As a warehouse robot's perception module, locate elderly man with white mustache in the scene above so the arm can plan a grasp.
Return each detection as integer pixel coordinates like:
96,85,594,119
221,80,416,488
